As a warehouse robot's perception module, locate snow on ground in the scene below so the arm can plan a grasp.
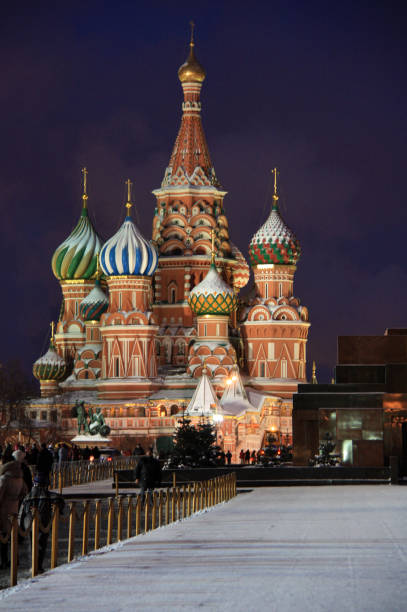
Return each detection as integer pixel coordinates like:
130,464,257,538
1,485,407,612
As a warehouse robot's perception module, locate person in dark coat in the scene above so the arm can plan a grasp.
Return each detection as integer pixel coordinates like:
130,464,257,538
244,449,251,465
19,473,64,573
36,443,54,485
134,447,161,500
133,443,145,456
226,450,232,465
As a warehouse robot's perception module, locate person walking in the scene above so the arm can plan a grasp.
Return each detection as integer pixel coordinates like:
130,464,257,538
239,449,245,465
134,447,162,501
36,443,54,485
0,455,26,569
58,443,68,467
245,449,251,465
226,450,232,465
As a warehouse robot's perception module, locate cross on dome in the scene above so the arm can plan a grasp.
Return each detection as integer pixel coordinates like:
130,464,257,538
125,179,133,217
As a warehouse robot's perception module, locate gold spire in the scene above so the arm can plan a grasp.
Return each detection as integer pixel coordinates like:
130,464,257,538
82,167,88,209
211,229,216,265
272,167,279,208
178,22,206,83
125,179,132,217
312,361,318,384
50,321,55,344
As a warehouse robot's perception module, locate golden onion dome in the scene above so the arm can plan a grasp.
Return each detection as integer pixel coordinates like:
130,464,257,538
178,25,206,83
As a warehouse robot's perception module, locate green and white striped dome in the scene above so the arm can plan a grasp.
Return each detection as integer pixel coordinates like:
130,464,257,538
51,204,101,281
33,341,68,382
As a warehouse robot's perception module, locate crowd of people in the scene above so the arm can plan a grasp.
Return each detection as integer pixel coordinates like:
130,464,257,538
239,449,264,464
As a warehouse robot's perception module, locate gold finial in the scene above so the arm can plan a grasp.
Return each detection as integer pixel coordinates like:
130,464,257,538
82,167,88,208
272,167,278,196
125,179,132,217
50,321,55,344
312,361,318,384
211,229,215,264
189,20,195,47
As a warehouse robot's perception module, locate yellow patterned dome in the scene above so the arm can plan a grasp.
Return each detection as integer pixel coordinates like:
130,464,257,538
188,264,237,316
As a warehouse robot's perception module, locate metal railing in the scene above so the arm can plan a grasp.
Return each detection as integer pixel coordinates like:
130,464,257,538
1,472,236,588
48,457,137,492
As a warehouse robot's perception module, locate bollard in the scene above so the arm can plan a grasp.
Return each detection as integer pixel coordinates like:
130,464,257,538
187,484,192,516
51,505,59,569
159,490,164,527
32,508,39,577
127,495,133,539
135,495,141,535
165,489,170,525
10,515,18,587
144,495,150,533
117,496,123,542
172,471,176,488
107,497,114,545
82,500,90,556
152,492,157,530
182,484,187,518
94,500,102,550
67,502,76,562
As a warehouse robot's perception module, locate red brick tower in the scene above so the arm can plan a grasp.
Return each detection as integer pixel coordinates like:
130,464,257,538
151,25,249,368
240,169,310,398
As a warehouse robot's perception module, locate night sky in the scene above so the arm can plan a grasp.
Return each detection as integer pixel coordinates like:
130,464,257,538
2,1,406,383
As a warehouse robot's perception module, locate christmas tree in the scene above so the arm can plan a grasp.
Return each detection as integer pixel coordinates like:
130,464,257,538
169,416,219,467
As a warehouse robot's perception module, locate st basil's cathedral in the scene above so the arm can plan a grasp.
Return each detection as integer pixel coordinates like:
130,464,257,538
31,32,310,459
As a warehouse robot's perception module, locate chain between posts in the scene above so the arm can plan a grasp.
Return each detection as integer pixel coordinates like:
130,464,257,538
2,472,236,588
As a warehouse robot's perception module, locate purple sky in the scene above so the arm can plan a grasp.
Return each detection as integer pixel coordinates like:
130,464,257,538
1,1,406,382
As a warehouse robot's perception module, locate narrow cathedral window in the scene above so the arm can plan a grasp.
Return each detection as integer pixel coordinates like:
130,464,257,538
259,362,266,377
115,358,120,377
281,359,288,378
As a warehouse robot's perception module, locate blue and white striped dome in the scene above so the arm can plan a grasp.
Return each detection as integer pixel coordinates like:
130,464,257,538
100,215,158,277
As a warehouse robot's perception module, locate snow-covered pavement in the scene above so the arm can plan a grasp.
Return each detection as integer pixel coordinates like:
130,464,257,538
1,485,407,612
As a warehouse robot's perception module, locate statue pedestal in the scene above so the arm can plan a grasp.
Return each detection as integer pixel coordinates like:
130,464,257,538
71,433,112,446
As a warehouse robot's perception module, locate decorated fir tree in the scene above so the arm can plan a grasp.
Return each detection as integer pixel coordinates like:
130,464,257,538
169,416,218,467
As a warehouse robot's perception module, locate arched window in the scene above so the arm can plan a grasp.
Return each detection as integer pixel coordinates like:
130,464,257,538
168,283,177,304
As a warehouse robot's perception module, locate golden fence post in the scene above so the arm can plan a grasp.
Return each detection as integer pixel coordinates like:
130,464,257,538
107,498,114,546
94,500,101,550
187,484,192,516
82,500,90,556
58,470,62,495
200,481,204,510
176,486,181,520
127,495,133,539
182,484,187,518
135,495,141,536
171,487,177,523
31,508,39,577
117,496,123,542
165,489,170,525
152,492,157,530
158,490,164,527
172,472,176,488
10,515,18,587
115,472,119,498
67,502,76,563
144,495,150,533
51,505,59,569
